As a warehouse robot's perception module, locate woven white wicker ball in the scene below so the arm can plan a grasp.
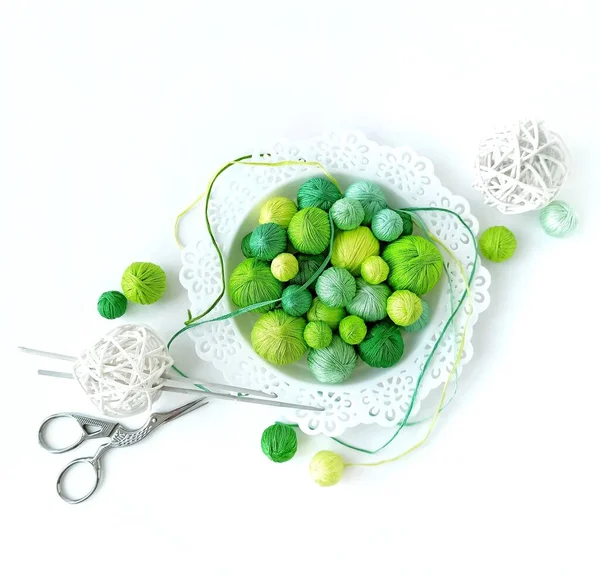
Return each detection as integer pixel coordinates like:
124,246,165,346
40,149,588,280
474,119,570,214
73,324,173,417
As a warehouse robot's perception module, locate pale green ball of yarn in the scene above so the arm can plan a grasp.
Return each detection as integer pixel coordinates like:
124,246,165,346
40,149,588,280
241,233,254,258
259,196,298,229
330,198,365,231
315,267,356,308
228,258,282,313
288,207,331,255
387,290,423,326
360,255,389,285
479,226,517,262
309,450,344,487
251,309,307,365
261,423,297,463
281,285,312,317
304,321,333,349
339,315,367,345
271,253,299,282
539,200,578,238
249,223,287,261
382,235,443,295
404,299,430,333
371,208,404,242
307,297,346,330
297,177,342,211
358,320,405,368
347,278,391,322
331,226,380,275
345,181,387,224
307,336,357,384
121,262,167,305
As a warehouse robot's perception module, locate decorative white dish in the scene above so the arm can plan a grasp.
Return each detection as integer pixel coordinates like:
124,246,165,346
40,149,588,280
179,131,491,436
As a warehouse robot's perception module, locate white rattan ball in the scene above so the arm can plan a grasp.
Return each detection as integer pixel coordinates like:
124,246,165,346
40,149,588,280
73,324,173,417
474,119,570,214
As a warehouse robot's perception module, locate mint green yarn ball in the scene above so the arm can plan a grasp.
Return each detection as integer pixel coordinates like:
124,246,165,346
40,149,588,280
228,258,282,313
404,299,430,333
315,267,356,308
358,320,405,368
288,207,331,255
304,320,333,349
346,278,391,322
330,198,365,231
121,261,167,305
281,285,313,317
339,315,367,345
297,177,342,211
307,297,346,330
249,223,287,261
241,233,254,258
539,200,578,238
479,226,517,262
251,310,307,365
308,336,357,384
345,181,387,224
289,253,326,288
371,209,404,242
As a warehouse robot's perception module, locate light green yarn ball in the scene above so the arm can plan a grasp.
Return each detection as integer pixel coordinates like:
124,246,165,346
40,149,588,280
97,291,127,319
261,423,297,463
387,290,423,326
251,310,307,365
315,267,356,308
304,320,333,349
404,299,430,333
330,198,365,231
297,177,342,211
339,315,367,345
371,208,404,242
228,258,282,313
360,255,389,285
358,320,405,368
346,278,391,322
241,233,254,258
539,200,578,238
331,226,380,275
307,297,346,330
307,336,357,384
259,196,298,229
382,235,443,295
121,262,167,305
479,226,517,262
271,253,299,282
249,223,287,261
310,450,344,487
345,181,387,224
281,285,313,317
289,253,326,288
288,207,331,255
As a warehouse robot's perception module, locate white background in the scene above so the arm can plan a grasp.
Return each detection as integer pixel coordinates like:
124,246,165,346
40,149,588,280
1,1,599,576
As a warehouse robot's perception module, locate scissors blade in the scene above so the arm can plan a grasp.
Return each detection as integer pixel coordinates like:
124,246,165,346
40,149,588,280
160,397,209,424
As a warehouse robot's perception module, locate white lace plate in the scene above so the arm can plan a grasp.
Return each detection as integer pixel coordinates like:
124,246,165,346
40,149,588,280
179,131,491,436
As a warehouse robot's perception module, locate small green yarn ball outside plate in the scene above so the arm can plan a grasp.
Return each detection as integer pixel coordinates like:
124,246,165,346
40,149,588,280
310,450,344,487
331,226,380,275
261,423,298,463
539,200,578,238
478,226,517,262
345,181,387,224
315,267,356,308
288,207,331,255
259,196,298,229
97,290,127,319
330,197,364,231
251,309,307,365
297,177,342,211
304,321,333,349
307,336,357,384
121,262,167,305
250,223,287,261
229,258,282,313
358,320,405,368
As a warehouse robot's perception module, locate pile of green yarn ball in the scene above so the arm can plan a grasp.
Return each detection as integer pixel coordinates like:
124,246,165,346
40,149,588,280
228,177,444,384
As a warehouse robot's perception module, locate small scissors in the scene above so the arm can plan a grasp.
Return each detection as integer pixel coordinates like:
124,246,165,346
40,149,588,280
38,397,208,504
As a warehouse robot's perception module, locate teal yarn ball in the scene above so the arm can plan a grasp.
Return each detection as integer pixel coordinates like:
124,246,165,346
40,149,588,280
97,291,127,319
304,321,333,349
281,285,313,317
289,253,326,288
308,336,357,384
288,207,331,255
297,177,342,211
228,258,282,313
251,310,307,365
539,200,578,238
345,181,387,224
358,320,405,368
371,209,404,242
315,267,357,308
261,423,298,463
404,299,430,333
241,233,254,258
330,198,365,231
339,315,367,345
346,278,391,322
121,262,167,305
249,223,287,261
479,226,517,262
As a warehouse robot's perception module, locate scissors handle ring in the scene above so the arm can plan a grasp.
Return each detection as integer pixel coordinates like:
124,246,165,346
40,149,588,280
39,413,86,454
56,456,102,504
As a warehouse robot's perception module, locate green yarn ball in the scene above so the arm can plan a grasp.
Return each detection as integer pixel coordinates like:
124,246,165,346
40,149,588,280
307,297,346,330
358,320,405,368
97,291,127,319
251,310,307,365
400,212,413,236
331,226,380,275
387,290,423,326
371,209,404,242
345,181,387,224
297,177,342,211
249,223,287,261
315,267,356,308
261,423,298,463
308,336,357,384
330,198,365,231
346,278,391,322
288,207,331,255
271,253,299,282
289,253,326,288
310,450,344,487
228,258,282,313
241,233,255,258
404,299,430,333
121,262,167,305
281,285,313,317
339,315,367,345
360,255,389,285
382,235,443,295
304,321,333,349
479,226,517,262
259,196,298,229
539,200,578,238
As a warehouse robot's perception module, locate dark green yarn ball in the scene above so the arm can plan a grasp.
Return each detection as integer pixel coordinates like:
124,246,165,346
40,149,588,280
261,423,298,463
289,253,326,289
97,291,127,319
241,233,254,258
250,223,287,261
400,212,413,236
281,285,313,317
358,320,405,368
297,177,342,211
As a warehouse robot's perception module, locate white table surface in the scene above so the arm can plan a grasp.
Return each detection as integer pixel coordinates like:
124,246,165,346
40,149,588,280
1,1,599,576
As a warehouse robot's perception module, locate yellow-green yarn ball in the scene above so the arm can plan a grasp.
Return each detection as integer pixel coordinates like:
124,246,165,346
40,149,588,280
289,253,326,289
271,253,299,282
315,267,356,308
382,235,443,295
358,320,405,368
345,181,387,224
228,258,283,313
97,291,127,319
281,285,312,317
479,226,517,262
249,223,287,261
387,290,423,326
404,299,430,333
331,226,380,275
330,198,365,231
241,233,254,258
339,315,367,345
307,297,346,330
304,321,333,349
251,310,307,365
309,450,344,487
121,262,167,305
261,423,297,463
297,177,342,211
360,255,389,285
288,207,331,255
371,208,404,242
259,196,298,229
307,336,357,384
347,278,391,322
